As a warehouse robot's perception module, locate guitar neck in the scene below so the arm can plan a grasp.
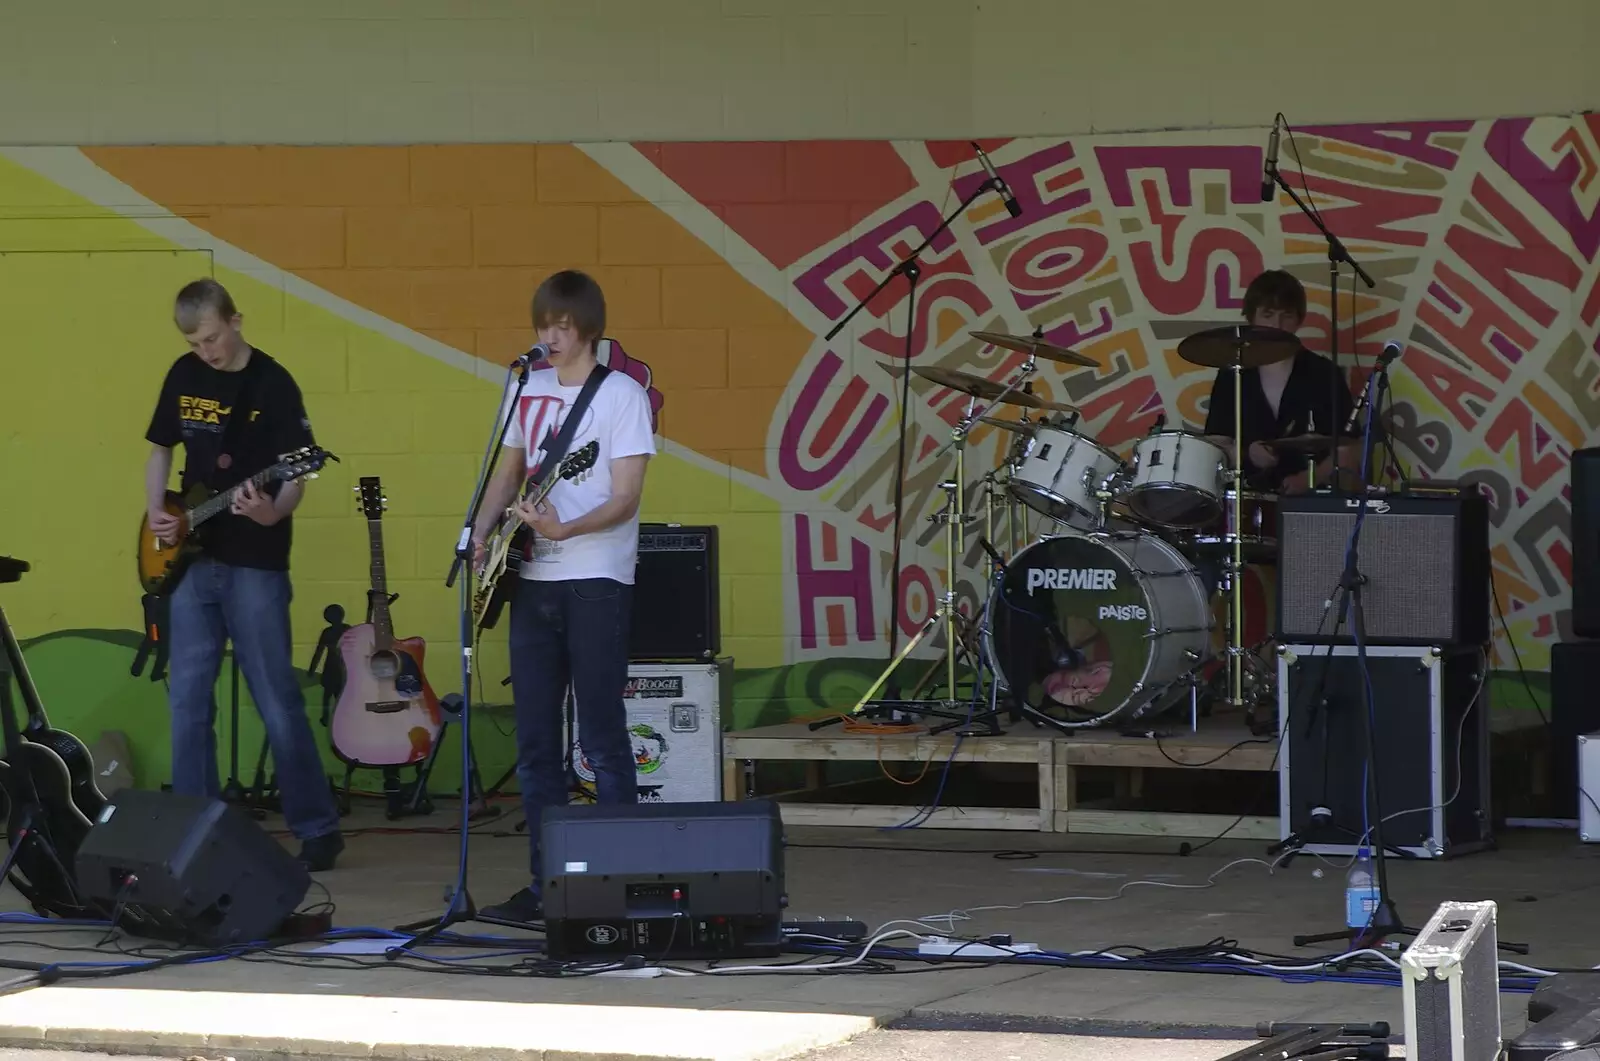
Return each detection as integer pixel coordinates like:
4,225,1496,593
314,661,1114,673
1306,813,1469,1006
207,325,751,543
189,468,274,528
366,519,393,650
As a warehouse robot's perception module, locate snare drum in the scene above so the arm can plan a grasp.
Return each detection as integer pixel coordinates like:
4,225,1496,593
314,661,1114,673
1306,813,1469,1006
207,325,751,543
1119,430,1228,530
1009,424,1125,529
1189,490,1280,564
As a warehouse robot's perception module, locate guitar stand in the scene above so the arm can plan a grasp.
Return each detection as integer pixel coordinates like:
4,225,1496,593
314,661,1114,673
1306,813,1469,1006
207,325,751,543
390,692,498,823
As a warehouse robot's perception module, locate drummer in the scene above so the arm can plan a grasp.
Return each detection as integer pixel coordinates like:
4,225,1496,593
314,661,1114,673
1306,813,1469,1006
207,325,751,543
1202,270,1361,493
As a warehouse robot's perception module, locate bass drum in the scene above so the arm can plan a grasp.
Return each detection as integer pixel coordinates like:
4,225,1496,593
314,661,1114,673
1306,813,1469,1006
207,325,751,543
985,531,1215,728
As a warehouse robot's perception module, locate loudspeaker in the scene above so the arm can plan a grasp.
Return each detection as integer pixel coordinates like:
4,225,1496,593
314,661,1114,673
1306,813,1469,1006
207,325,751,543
540,799,785,961
1573,449,1600,638
1276,491,1491,646
1278,644,1491,858
74,788,310,945
1551,641,1600,818
630,524,720,661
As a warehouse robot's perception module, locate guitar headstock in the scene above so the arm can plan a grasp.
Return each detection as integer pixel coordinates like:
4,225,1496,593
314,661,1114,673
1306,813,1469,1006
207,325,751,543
560,440,600,481
272,445,337,483
355,476,386,521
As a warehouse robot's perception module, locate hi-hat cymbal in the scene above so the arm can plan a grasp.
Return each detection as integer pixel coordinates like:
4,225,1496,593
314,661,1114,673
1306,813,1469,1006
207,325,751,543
900,364,1077,412
1267,433,1338,457
1177,324,1300,369
971,330,1097,368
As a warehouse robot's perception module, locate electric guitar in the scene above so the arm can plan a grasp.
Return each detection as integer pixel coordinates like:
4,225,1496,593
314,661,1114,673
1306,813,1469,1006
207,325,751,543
137,445,336,596
328,477,444,768
473,441,600,630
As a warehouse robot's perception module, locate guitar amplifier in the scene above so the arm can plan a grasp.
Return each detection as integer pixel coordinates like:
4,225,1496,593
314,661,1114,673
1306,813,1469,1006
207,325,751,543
1402,900,1502,1061
540,799,786,961
631,524,719,661
570,662,725,804
1276,490,1491,646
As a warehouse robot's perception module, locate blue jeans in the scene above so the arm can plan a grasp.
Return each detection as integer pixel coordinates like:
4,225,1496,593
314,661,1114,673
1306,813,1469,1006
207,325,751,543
166,558,340,841
508,577,637,886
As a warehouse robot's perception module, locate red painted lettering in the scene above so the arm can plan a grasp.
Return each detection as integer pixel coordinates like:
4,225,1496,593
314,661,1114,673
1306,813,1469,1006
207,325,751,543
1446,176,1582,328
1130,227,1266,317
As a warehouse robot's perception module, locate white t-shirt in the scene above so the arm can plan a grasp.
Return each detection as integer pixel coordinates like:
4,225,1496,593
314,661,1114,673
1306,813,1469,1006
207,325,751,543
500,364,656,584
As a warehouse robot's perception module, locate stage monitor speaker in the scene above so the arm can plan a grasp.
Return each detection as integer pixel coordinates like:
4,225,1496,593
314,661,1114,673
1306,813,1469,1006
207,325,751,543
1573,449,1600,638
1506,971,1600,1061
630,524,720,662
1276,491,1490,647
540,799,785,961
74,788,310,946
1278,644,1491,859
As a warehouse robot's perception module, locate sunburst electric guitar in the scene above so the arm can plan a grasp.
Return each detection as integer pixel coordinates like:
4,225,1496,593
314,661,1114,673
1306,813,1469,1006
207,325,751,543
473,440,600,630
328,477,444,768
137,446,336,596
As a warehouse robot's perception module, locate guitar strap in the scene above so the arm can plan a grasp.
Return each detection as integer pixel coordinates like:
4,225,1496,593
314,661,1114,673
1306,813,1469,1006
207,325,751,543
529,362,610,491
212,349,265,489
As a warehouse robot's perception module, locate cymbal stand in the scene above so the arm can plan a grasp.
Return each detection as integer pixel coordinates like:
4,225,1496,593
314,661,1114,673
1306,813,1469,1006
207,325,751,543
811,359,1039,732
1226,337,1246,719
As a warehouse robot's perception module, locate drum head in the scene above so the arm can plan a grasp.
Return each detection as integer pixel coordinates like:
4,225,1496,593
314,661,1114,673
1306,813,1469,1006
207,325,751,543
989,533,1160,725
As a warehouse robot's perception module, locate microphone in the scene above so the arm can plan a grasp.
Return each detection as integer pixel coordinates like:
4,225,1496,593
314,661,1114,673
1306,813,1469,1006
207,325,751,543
1344,340,1404,434
972,142,1023,219
1261,116,1281,203
512,342,551,368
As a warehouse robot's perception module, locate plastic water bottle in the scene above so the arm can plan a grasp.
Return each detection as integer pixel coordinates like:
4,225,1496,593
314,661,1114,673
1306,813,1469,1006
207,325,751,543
1345,847,1380,929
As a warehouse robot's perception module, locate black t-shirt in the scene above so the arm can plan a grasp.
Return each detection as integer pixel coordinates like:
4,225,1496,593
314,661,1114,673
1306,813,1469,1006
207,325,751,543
1202,347,1356,490
145,348,314,570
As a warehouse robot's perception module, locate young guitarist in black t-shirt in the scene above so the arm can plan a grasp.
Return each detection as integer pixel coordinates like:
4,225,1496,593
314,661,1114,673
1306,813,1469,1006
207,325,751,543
144,279,344,871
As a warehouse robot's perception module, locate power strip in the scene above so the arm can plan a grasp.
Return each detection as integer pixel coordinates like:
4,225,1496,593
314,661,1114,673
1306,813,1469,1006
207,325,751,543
916,936,1041,958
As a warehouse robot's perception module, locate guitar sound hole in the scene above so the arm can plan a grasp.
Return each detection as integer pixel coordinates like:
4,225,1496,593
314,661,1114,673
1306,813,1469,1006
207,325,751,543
370,650,400,681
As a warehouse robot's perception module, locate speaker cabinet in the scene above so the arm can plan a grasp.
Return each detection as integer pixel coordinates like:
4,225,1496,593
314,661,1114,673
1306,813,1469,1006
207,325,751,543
1277,491,1491,647
1278,644,1491,858
74,788,310,945
1552,641,1600,819
1573,449,1600,639
540,799,785,961
630,524,720,661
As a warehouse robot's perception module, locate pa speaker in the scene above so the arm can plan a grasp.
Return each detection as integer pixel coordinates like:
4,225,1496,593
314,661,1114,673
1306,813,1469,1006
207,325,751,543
540,799,785,961
74,788,310,946
1573,449,1600,638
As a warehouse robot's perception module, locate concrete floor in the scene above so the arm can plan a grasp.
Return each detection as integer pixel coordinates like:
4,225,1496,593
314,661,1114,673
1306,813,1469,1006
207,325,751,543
3,799,1594,1047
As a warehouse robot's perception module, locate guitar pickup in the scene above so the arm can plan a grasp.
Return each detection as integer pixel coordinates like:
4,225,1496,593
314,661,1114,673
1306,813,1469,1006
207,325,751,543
365,701,409,714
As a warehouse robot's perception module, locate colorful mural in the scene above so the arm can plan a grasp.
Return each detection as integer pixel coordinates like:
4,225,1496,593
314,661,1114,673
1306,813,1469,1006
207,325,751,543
0,116,1595,789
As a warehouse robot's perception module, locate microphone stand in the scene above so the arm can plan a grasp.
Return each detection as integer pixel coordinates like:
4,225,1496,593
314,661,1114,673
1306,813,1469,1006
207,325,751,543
1269,148,1374,493
823,170,1010,701
1291,359,1421,948
389,355,532,954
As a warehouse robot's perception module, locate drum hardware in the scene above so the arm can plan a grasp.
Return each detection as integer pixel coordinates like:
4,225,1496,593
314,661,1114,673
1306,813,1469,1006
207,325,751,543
821,156,1027,710
815,358,1046,733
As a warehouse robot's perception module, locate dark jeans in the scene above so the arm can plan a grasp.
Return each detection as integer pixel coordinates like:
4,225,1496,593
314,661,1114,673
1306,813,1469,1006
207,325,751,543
508,577,637,889
166,558,340,840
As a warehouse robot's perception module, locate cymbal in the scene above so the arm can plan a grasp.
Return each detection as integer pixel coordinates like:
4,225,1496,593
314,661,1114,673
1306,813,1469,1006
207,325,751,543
1177,324,1300,369
975,415,1035,434
971,330,1097,368
908,365,1077,412
1267,433,1338,456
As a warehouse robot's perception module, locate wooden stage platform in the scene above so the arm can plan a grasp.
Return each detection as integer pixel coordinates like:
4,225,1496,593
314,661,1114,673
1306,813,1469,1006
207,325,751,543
722,718,1282,840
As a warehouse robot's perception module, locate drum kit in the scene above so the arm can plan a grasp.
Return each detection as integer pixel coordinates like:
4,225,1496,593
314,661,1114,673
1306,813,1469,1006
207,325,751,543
845,323,1342,737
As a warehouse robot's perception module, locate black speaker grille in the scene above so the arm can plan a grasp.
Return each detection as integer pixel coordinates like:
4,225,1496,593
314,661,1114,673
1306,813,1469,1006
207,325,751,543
1573,449,1600,638
1280,511,1458,641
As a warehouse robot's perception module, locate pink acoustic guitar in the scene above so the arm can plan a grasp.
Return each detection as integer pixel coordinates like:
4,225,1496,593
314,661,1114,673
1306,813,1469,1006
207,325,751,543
329,477,443,767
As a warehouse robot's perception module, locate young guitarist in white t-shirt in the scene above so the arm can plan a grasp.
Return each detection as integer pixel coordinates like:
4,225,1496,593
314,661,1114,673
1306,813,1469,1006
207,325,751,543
469,270,656,924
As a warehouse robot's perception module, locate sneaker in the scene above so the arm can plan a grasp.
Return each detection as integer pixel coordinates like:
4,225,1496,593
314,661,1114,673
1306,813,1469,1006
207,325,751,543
480,886,543,924
296,832,344,872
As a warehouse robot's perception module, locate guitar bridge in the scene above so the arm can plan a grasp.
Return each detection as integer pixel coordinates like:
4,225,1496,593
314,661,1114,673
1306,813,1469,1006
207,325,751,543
365,701,408,714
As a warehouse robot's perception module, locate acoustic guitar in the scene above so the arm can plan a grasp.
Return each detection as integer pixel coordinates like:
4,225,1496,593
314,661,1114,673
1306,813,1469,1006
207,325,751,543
0,603,108,918
328,477,444,768
472,440,599,630
137,445,336,596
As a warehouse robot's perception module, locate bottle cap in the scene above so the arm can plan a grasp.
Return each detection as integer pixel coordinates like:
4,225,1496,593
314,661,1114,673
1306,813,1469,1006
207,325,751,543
1356,846,1371,858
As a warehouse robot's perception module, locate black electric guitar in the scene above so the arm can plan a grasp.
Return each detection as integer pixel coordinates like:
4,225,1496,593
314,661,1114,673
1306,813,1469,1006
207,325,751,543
473,441,600,630
0,602,109,918
137,445,336,596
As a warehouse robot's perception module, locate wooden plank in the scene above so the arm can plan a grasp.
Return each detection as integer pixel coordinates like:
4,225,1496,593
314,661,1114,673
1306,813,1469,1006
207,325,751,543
772,803,1045,831
722,734,1043,764
1035,741,1055,833
1061,810,1279,840
1059,738,1278,771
